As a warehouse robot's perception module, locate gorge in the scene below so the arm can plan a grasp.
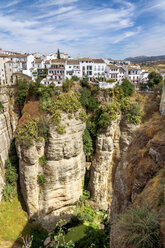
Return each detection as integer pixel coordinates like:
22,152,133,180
0,79,164,248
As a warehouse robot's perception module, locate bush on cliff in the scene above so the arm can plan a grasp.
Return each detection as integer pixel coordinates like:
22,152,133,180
80,87,98,111
120,79,135,97
116,205,161,248
121,98,142,125
16,79,28,106
0,102,4,111
96,102,120,132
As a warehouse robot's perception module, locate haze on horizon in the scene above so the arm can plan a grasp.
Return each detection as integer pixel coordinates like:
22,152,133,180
0,0,165,59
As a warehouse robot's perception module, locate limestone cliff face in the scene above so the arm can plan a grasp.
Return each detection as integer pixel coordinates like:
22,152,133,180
16,113,86,229
110,107,165,247
89,116,137,211
0,87,19,201
160,82,165,115
89,116,121,210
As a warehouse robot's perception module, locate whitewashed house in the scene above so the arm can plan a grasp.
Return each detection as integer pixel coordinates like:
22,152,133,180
93,59,106,80
79,58,94,80
41,59,66,86
65,59,82,79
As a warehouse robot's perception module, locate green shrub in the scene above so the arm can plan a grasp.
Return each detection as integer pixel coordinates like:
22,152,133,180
116,205,161,248
3,159,18,201
5,160,18,186
37,174,46,186
79,111,87,123
16,119,39,147
83,129,93,158
120,79,135,97
71,75,79,81
0,102,4,111
30,228,48,248
50,93,82,115
96,102,120,131
16,79,28,106
63,78,73,92
148,71,163,88
2,184,14,201
80,87,98,111
121,99,142,125
56,124,66,134
81,76,89,87
39,155,47,166
76,226,109,248
38,116,49,141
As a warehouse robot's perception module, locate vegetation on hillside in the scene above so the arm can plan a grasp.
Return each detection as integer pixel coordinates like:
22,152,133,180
0,101,4,111
116,205,161,248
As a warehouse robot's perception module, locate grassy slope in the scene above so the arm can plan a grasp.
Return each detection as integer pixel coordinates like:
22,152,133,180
0,192,32,248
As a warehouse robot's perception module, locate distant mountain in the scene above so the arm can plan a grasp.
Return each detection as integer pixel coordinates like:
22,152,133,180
125,55,165,63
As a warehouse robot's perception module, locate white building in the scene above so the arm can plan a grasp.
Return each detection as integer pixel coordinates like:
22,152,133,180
93,59,106,79
79,58,94,80
65,59,82,79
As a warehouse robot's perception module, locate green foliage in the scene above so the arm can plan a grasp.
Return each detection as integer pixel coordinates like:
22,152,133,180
79,111,87,123
96,102,120,131
79,190,90,204
71,75,79,81
63,78,73,92
81,76,89,87
83,129,93,158
120,78,135,97
57,49,61,59
54,220,75,248
39,155,47,166
50,93,82,115
2,184,14,201
37,174,46,186
3,158,18,201
121,98,142,125
16,119,39,147
16,79,28,106
80,87,98,111
38,116,49,142
56,124,66,134
116,205,161,248
148,71,163,88
5,160,18,186
76,227,109,248
0,101,4,111
30,228,48,248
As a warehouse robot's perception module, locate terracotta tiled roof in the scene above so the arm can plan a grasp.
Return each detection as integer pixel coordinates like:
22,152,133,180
34,59,42,63
51,59,66,63
67,59,79,65
92,59,105,63
78,57,93,62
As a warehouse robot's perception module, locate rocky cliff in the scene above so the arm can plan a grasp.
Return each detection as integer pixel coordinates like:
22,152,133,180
88,116,137,211
110,94,165,248
16,112,86,229
160,82,165,115
0,87,19,201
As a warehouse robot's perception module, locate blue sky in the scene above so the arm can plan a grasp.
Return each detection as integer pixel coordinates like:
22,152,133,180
0,0,165,59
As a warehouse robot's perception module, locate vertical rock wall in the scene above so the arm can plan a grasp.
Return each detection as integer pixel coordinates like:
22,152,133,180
16,113,86,229
0,87,19,201
160,82,165,115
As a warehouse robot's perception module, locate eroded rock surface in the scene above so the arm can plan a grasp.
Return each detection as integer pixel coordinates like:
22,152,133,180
0,87,19,201
17,113,86,229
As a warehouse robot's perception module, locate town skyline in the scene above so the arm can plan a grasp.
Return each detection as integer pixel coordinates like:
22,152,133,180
0,0,165,59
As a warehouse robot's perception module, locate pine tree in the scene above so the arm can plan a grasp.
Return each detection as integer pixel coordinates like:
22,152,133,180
57,49,61,59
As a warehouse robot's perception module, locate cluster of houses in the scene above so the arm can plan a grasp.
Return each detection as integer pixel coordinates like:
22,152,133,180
0,48,164,89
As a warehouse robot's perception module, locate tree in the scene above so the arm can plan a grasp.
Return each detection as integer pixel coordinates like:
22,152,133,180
148,71,163,88
57,49,61,59
120,79,135,97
